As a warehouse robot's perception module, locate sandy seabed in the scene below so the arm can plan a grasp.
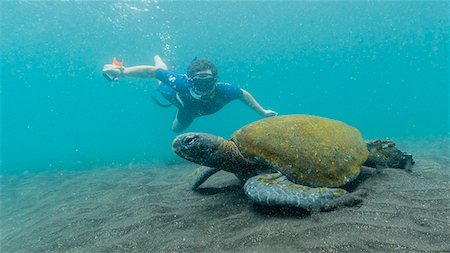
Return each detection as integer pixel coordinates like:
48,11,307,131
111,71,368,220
1,139,449,253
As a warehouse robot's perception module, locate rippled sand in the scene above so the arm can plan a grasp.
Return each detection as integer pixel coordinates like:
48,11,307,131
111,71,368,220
1,139,449,252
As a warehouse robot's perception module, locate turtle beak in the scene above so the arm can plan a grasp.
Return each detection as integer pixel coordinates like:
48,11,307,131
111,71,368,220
172,134,186,153
172,132,223,166
172,133,201,160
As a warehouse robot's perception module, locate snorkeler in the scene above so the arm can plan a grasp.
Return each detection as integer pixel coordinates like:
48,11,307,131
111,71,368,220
102,55,277,132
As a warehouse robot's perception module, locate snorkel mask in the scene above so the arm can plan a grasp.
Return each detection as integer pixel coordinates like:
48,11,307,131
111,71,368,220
190,73,217,99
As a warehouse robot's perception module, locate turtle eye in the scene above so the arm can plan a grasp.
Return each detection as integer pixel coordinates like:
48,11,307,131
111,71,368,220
184,136,197,146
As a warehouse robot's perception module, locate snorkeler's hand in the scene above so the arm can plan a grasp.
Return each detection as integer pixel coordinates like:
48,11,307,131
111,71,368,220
263,109,278,117
102,64,124,81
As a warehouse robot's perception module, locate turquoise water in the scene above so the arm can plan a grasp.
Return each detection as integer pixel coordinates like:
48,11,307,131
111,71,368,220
1,1,448,173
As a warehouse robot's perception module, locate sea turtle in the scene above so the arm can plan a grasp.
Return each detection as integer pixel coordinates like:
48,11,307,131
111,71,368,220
172,114,413,210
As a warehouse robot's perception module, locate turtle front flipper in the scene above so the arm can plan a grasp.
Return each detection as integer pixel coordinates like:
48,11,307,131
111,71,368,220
243,173,347,211
191,166,222,190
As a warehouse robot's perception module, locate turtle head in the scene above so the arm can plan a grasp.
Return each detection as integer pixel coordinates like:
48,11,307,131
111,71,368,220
172,132,227,167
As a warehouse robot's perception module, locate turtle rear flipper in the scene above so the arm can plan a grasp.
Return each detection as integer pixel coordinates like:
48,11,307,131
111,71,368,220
243,173,347,211
321,188,367,211
191,166,221,190
364,140,415,170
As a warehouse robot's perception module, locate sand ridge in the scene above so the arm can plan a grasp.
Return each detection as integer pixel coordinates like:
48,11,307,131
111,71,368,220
1,140,449,252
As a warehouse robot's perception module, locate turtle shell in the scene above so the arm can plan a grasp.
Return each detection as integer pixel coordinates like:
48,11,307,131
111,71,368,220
230,114,368,187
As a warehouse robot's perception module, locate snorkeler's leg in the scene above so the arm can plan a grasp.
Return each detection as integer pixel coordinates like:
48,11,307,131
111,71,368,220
172,110,195,133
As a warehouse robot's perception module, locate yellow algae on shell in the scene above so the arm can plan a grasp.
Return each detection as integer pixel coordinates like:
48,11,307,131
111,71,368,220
231,114,368,187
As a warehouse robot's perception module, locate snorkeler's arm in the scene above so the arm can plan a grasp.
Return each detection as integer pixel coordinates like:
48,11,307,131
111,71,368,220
240,89,278,117
102,55,166,80
121,65,158,78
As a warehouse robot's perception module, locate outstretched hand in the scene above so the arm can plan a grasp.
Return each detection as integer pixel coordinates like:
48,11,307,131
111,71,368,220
263,109,278,117
102,64,124,81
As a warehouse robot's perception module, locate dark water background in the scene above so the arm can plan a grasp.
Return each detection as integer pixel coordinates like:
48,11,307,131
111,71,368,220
1,1,448,173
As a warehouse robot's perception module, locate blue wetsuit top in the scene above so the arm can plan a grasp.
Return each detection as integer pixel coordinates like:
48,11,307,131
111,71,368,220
155,69,243,123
